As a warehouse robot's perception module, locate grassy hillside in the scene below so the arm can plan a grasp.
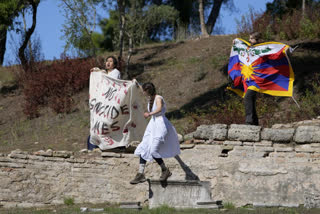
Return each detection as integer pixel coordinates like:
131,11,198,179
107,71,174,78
1,35,320,154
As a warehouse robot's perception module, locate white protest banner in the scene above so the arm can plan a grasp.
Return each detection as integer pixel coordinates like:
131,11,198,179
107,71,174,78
89,71,147,150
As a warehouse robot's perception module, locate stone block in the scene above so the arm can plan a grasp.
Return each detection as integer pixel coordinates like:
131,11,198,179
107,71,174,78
261,128,294,142
254,141,273,147
193,124,227,140
295,145,320,153
101,152,122,158
223,141,242,146
274,147,294,152
304,191,320,208
254,146,274,152
233,146,254,152
149,180,213,209
8,153,28,159
184,132,195,141
53,151,73,158
180,144,195,150
119,202,142,209
228,124,261,142
294,126,320,143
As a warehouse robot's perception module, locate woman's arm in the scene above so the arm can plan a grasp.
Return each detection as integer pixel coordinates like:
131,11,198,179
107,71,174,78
144,97,163,118
133,79,143,91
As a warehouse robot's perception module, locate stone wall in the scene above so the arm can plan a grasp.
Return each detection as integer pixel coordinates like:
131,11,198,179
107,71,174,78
1,119,320,208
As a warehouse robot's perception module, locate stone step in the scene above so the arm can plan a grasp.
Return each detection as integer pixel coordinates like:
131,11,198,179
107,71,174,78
196,200,222,209
119,202,142,209
148,180,220,209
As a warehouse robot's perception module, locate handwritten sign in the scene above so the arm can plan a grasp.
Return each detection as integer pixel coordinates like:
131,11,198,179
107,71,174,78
89,71,147,150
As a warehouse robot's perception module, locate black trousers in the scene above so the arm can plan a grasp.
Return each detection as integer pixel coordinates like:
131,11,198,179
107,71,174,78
244,89,259,125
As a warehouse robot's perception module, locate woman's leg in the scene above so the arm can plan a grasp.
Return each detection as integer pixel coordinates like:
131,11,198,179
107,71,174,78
130,156,147,184
139,156,147,174
244,89,259,125
153,157,171,181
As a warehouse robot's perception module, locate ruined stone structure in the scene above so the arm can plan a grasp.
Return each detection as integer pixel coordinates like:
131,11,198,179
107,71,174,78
1,119,320,208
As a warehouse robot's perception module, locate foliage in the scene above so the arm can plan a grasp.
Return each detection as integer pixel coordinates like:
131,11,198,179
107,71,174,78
93,12,118,53
0,0,23,28
236,2,320,40
97,3,178,53
0,0,31,65
223,201,236,210
20,57,98,118
59,0,104,57
290,78,320,121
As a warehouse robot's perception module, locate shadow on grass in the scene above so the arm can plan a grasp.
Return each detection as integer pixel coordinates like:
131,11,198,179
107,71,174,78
129,41,185,77
166,83,229,120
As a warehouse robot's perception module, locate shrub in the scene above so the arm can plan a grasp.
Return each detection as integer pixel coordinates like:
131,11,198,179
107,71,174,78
20,57,101,118
237,5,320,41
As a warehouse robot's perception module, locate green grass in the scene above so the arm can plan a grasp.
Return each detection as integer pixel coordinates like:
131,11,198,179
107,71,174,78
63,197,74,206
2,204,320,214
0,66,16,86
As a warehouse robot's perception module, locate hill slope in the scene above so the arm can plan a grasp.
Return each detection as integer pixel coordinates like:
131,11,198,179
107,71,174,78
1,35,320,154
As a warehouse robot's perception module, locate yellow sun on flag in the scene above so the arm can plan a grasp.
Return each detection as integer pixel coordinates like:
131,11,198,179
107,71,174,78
240,63,257,80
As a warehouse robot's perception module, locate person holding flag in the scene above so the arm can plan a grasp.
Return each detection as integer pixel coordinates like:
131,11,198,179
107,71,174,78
227,32,296,125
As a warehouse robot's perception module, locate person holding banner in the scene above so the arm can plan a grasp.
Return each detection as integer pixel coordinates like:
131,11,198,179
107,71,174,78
90,56,121,79
130,82,180,184
87,56,121,150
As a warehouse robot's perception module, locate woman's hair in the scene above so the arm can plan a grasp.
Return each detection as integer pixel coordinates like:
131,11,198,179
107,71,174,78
250,32,262,43
142,82,156,112
106,56,118,68
142,82,156,96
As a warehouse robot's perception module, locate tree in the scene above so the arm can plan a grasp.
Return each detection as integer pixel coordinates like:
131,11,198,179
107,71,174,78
59,0,104,57
168,0,194,40
199,0,209,37
96,1,178,78
166,0,233,39
124,3,178,78
117,0,126,61
205,0,225,35
18,0,40,71
0,0,24,65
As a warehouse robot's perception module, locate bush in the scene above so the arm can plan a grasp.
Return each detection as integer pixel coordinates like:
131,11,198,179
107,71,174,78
20,57,101,118
237,5,320,41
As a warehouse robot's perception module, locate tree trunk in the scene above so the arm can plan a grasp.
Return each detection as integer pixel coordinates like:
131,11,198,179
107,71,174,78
199,0,209,38
206,0,224,35
302,0,305,18
0,27,7,66
117,0,125,60
125,35,133,80
22,9,34,64
18,0,39,72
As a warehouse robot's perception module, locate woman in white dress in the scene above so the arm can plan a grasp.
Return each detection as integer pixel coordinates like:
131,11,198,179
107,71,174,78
130,82,180,184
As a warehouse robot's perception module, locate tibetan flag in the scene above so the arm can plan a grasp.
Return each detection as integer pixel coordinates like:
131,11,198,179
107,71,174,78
227,38,294,97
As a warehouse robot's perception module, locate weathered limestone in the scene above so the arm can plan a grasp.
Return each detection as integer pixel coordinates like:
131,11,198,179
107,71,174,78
228,124,261,142
1,120,320,209
193,124,228,140
304,191,320,209
148,180,218,209
294,126,320,143
261,128,295,142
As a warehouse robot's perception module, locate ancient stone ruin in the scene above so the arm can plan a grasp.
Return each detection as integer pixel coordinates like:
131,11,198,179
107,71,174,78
1,118,320,209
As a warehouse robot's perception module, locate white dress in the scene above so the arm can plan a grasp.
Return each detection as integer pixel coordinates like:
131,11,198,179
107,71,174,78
134,95,181,161
106,68,121,79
